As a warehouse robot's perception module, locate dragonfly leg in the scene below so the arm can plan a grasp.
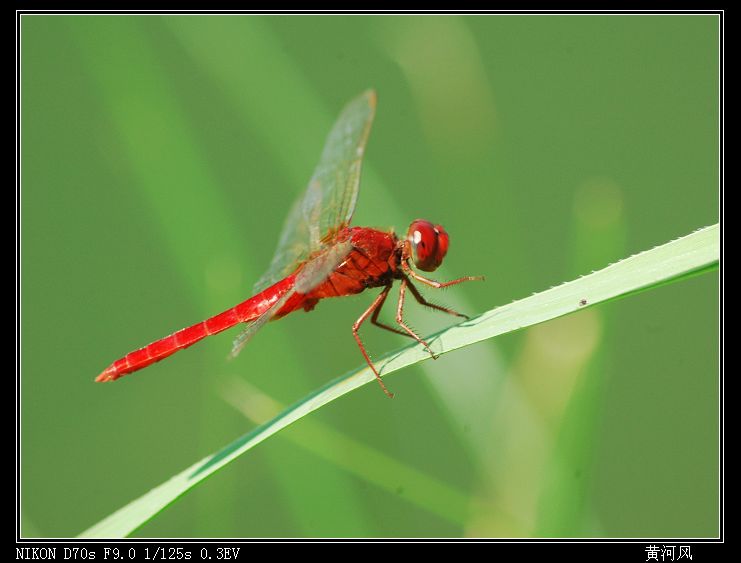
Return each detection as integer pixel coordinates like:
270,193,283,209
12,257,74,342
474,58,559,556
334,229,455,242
353,288,395,398
402,261,484,289
404,275,470,319
371,283,417,338
395,278,439,361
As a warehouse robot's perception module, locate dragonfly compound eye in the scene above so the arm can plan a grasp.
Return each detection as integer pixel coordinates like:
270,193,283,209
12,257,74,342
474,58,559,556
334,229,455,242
407,219,449,272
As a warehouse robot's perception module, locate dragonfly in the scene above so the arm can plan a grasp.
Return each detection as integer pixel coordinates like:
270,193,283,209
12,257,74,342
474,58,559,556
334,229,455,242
96,90,483,398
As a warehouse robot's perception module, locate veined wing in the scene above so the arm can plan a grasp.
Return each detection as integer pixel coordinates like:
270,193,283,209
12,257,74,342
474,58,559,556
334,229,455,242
231,239,354,358
229,288,295,359
253,90,377,294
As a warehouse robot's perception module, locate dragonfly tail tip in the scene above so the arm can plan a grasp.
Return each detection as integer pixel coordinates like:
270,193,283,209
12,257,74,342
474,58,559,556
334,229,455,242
95,365,118,383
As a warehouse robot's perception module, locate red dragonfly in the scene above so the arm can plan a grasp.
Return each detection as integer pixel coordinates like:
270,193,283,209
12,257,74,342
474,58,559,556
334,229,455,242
96,90,482,397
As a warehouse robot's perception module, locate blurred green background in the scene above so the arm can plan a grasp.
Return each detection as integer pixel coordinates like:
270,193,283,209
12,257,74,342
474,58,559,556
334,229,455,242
21,15,719,538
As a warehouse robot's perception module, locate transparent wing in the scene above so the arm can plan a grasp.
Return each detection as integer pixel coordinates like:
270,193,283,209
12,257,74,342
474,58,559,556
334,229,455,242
231,239,354,359
230,289,295,359
253,90,377,294
294,240,354,294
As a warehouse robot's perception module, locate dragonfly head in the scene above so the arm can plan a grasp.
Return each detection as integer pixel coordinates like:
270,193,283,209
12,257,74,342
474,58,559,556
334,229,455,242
406,220,449,272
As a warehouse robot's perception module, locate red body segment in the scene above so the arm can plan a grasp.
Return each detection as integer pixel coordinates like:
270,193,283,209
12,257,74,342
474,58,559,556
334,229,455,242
96,275,297,382
304,227,399,298
96,227,401,383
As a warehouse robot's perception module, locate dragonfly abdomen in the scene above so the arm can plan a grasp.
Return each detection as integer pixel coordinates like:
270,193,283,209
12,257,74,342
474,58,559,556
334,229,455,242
96,276,296,382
